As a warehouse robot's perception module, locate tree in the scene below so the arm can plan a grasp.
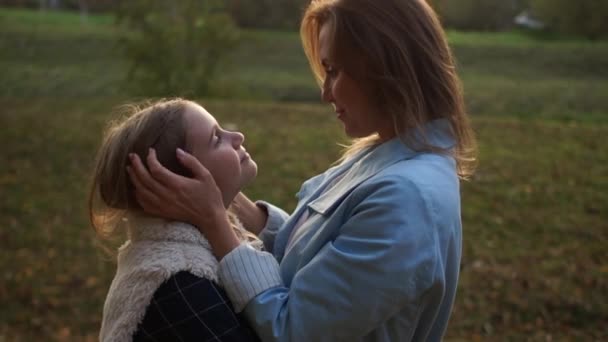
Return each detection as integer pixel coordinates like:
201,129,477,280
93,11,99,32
116,0,240,96
225,0,309,30
432,0,522,31
530,0,608,40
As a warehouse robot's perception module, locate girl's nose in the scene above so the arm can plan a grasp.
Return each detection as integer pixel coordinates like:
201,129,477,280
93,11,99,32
231,131,245,148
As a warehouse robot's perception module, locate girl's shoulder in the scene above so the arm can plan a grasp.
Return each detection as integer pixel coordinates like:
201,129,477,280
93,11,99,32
133,271,260,342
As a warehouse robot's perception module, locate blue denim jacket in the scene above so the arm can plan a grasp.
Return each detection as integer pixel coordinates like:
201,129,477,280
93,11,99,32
219,119,462,342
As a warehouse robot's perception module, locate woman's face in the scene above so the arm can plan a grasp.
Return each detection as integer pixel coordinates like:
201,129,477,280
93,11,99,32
318,24,395,141
184,103,257,205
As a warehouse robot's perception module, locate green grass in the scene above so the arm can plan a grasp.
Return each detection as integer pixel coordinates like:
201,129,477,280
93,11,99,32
0,8,607,341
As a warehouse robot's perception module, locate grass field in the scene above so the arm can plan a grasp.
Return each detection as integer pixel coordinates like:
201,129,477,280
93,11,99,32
1,8,607,341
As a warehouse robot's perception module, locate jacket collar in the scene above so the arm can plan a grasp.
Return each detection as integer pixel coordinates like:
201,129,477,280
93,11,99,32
308,119,454,215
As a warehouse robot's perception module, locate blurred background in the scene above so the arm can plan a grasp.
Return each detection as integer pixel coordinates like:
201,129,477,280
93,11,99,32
0,0,606,341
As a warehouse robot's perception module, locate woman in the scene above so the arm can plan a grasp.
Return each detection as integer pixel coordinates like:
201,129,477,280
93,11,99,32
129,0,477,341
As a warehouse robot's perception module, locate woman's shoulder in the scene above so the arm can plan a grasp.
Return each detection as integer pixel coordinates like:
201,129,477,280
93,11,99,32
133,271,260,341
367,152,458,192
353,153,461,217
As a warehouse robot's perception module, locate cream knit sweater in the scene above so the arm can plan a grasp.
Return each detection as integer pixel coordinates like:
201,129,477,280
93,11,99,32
99,216,235,342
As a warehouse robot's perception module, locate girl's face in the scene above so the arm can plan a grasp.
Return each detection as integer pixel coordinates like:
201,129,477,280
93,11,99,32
318,24,395,142
185,103,257,206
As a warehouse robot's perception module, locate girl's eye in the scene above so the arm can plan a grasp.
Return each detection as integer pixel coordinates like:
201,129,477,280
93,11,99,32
215,132,222,146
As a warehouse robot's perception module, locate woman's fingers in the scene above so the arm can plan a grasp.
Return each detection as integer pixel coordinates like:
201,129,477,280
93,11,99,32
128,151,167,195
126,163,147,192
146,148,188,188
127,147,225,225
126,166,162,211
176,148,211,180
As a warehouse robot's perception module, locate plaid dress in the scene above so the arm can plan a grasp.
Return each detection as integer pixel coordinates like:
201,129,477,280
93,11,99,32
98,217,262,342
133,271,260,342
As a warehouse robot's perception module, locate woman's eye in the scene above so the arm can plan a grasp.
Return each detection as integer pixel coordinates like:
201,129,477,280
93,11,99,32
325,66,338,77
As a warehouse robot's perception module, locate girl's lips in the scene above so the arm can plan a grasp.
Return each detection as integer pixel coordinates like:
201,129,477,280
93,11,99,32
240,152,250,162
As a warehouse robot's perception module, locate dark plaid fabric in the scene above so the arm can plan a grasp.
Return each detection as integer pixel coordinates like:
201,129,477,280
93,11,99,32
132,271,260,342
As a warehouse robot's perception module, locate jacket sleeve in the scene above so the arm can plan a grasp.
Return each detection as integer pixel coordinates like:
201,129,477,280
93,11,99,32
255,200,290,253
218,178,443,342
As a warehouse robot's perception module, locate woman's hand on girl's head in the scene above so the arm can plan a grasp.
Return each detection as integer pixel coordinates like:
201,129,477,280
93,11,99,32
127,148,241,259
127,148,226,229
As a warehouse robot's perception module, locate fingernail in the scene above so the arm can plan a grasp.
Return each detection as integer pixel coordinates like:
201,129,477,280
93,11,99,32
148,148,154,155
177,148,185,156
128,153,134,160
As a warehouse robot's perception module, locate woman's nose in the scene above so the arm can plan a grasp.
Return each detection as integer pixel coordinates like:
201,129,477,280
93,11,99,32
321,79,333,103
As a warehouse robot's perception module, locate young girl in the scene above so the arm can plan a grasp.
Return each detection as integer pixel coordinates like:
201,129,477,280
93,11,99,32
91,99,261,342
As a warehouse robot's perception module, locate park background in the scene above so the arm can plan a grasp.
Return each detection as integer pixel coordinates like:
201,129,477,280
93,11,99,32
0,0,606,340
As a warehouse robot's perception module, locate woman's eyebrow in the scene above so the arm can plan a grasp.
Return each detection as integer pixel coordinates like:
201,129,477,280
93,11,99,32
321,59,338,70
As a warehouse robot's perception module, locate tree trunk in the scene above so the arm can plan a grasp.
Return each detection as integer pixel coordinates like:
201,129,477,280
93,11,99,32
79,0,89,23
49,0,60,10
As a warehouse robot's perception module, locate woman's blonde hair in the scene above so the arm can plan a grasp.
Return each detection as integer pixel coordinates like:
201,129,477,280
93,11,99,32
301,0,477,178
89,98,254,245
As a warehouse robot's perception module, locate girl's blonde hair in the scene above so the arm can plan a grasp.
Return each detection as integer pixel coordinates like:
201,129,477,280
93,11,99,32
89,98,255,245
301,0,477,178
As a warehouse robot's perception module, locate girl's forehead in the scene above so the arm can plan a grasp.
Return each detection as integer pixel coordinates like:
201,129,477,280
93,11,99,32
184,104,217,140
186,103,215,122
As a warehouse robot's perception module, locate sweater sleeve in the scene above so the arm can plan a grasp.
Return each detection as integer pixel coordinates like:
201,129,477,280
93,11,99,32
133,271,260,342
255,200,290,253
